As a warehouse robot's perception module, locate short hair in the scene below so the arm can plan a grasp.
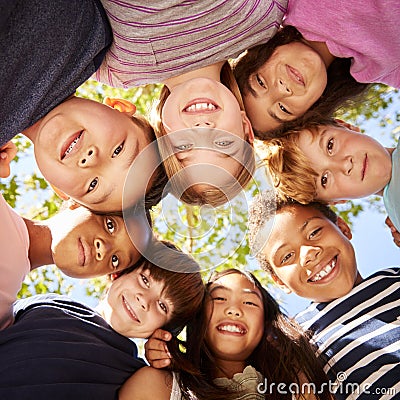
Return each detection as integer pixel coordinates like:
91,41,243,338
263,120,342,204
152,62,255,207
117,239,205,335
248,190,338,275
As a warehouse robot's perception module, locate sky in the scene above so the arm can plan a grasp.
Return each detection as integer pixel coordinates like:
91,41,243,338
9,86,399,318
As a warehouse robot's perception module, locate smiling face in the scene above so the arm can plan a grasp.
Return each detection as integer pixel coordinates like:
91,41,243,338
243,42,327,132
295,126,392,201
104,266,174,338
205,273,264,366
26,97,152,212
262,205,361,302
50,206,151,278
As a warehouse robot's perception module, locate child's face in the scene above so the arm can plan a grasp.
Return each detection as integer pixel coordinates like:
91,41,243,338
262,205,360,302
105,266,174,338
29,97,152,212
166,128,251,189
51,206,151,279
243,42,327,132
205,273,264,363
162,78,253,185
296,126,392,201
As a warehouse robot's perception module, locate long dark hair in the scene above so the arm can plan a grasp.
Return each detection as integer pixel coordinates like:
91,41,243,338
234,25,370,140
174,269,332,400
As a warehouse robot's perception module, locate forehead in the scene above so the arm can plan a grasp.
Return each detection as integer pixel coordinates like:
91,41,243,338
265,206,327,250
210,273,261,297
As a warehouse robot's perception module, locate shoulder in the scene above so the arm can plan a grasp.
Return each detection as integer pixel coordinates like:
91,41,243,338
119,366,173,400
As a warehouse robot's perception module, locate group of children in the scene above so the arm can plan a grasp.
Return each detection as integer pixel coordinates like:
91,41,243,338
1,0,400,399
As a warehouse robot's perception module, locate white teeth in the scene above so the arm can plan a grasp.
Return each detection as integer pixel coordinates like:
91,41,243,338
185,102,216,112
311,258,336,282
64,132,82,157
218,324,245,334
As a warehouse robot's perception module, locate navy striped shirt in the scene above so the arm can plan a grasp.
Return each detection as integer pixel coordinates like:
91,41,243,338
296,268,400,400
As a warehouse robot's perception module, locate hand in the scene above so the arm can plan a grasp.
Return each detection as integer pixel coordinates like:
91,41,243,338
0,141,17,178
334,119,361,133
144,328,172,368
385,216,400,247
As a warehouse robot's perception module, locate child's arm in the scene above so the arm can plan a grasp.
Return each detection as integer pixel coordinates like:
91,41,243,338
144,328,173,368
119,366,172,400
385,216,400,247
0,141,17,178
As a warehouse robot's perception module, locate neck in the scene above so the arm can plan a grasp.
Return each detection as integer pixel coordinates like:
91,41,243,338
23,218,53,270
213,359,246,379
163,61,225,90
304,40,335,68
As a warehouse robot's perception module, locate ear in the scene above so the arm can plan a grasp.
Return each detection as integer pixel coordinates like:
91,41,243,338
336,216,352,240
50,184,70,201
241,111,254,144
271,272,292,294
103,97,137,115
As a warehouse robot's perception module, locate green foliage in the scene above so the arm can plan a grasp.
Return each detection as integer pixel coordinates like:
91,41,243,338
5,78,398,307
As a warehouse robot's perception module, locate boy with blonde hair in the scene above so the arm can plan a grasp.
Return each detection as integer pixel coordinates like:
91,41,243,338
264,119,399,230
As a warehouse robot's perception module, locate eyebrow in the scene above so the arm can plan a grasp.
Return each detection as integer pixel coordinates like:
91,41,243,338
210,284,262,300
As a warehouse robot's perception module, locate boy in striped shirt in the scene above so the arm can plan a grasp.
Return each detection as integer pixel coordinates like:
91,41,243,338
248,190,399,400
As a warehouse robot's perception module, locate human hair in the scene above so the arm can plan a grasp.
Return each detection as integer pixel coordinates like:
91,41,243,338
175,269,332,400
263,119,343,204
152,62,255,207
247,190,338,275
233,25,370,140
116,239,205,335
132,114,169,209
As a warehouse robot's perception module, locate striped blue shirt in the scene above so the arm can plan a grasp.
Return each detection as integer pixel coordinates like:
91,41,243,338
296,268,400,400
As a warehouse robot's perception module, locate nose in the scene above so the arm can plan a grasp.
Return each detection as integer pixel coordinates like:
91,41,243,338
194,120,216,128
299,245,321,268
79,146,97,167
136,293,149,311
342,156,353,175
94,238,111,261
225,304,242,318
278,79,292,95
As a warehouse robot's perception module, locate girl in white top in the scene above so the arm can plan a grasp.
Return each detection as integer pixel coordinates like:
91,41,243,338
120,269,333,400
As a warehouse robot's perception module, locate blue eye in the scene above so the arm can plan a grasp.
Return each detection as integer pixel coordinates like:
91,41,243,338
175,144,192,152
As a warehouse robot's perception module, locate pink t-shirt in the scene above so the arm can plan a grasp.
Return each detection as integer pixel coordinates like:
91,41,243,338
284,0,400,88
0,194,30,330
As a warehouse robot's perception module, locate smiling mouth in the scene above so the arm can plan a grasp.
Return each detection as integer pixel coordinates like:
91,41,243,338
61,131,83,160
122,295,140,323
361,154,367,180
183,99,220,114
287,65,305,86
308,256,337,282
217,323,247,335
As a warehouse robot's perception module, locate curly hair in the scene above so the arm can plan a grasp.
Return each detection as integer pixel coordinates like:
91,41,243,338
247,190,338,275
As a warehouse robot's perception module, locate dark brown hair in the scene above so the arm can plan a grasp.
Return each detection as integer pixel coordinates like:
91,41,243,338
174,269,332,399
234,25,370,140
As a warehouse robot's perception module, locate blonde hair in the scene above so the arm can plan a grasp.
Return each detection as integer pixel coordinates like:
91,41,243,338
263,132,319,204
153,62,255,207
